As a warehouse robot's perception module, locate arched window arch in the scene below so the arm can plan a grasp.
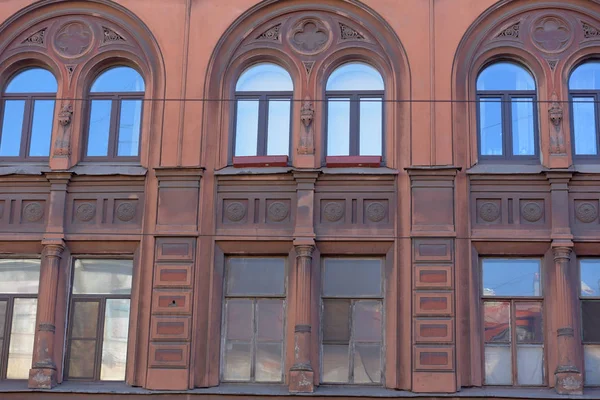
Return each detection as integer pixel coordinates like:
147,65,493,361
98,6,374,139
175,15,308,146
233,63,293,158
0,68,57,160
84,66,145,160
476,61,538,161
569,61,600,158
325,62,384,158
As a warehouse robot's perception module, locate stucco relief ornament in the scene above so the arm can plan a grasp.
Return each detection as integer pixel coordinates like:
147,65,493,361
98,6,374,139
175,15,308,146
323,202,344,222
496,22,520,39
22,28,46,46
521,202,543,223
298,98,315,155
366,202,386,222
289,19,330,55
339,23,365,40
102,26,126,44
225,202,246,222
531,16,572,53
75,202,96,222
576,202,598,223
268,202,289,222
58,103,73,127
256,24,281,41
548,93,566,154
23,202,44,223
582,22,600,39
479,202,500,222
116,202,136,222
54,22,93,58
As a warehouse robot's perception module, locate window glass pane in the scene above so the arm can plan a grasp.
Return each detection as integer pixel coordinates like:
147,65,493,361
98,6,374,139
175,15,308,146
582,301,600,343
0,300,6,337
100,299,130,381
0,259,40,294
234,100,259,156
256,299,284,341
516,302,543,343
354,300,382,342
223,342,251,381
323,299,350,343
225,299,253,341
266,99,290,156
71,301,99,339
326,62,384,91
581,259,600,297
5,68,57,93
477,62,535,91
511,98,535,156
0,100,25,157
482,259,541,297
327,99,350,156
117,100,142,157
354,344,381,384
72,259,133,295
572,97,597,156
226,258,285,296
29,100,54,157
86,100,112,157
6,298,37,379
517,345,544,385
479,98,503,156
68,339,96,379
255,342,283,382
584,345,600,385
91,67,145,93
322,344,349,383
323,258,382,297
570,62,600,90
359,99,382,156
484,301,510,343
236,63,293,92
484,345,512,385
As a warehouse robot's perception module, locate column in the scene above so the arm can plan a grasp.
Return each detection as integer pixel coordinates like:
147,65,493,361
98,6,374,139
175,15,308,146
553,244,583,394
28,240,65,389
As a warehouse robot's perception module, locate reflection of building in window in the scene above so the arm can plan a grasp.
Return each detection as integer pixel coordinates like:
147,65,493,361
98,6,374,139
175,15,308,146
580,259,600,385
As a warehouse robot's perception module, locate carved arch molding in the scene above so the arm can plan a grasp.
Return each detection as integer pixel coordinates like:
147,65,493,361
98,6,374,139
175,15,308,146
453,0,600,164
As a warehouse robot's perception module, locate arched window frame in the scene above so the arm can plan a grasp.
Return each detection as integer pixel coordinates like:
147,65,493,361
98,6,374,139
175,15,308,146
568,60,600,161
82,65,146,162
475,60,540,163
0,67,57,161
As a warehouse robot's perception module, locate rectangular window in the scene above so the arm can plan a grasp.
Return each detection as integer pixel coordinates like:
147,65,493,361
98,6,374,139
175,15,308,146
482,258,544,386
321,258,383,385
580,259,600,385
0,259,40,380
221,257,286,382
572,97,598,156
65,259,133,381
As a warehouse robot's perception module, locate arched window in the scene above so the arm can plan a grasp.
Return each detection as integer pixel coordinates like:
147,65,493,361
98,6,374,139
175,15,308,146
0,68,57,159
84,66,145,160
476,62,538,161
233,63,293,158
569,61,600,158
326,62,384,157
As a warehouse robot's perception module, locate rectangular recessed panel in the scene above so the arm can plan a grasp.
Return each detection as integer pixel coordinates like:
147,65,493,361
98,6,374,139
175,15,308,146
414,239,453,262
152,291,192,314
151,317,190,340
154,264,192,287
156,238,195,261
415,266,452,289
415,293,453,316
149,343,189,368
415,319,453,343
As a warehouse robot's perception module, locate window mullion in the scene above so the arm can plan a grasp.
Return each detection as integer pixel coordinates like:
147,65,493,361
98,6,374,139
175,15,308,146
108,98,121,159
257,95,268,156
95,297,107,381
504,94,512,159
20,98,34,159
510,300,518,385
350,94,360,156
1,296,15,380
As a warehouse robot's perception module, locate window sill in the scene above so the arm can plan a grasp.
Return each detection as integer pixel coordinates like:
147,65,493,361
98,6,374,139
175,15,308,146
466,163,545,175
326,156,382,168
232,155,288,168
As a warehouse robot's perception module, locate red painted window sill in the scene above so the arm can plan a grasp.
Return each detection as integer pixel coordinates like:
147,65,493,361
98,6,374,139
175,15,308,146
232,155,288,168
325,156,382,168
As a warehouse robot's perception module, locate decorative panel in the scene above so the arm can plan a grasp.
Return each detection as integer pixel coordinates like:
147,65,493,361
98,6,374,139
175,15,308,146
149,343,190,368
151,316,191,341
414,346,454,371
569,181,600,239
414,319,454,343
155,168,202,233
0,178,50,233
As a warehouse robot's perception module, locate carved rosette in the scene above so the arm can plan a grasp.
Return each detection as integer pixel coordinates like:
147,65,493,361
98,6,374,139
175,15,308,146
23,202,44,222
531,15,573,53
225,202,246,222
289,18,331,55
116,202,136,222
479,202,500,223
496,22,520,39
75,202,96,222
521,202,543,222
323,202,344,222
366,202,386,222
576,202,598,223
53,21,94,58
268,202,289,222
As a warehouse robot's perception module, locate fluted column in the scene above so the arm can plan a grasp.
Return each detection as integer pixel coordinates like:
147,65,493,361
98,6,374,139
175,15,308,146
553,244,583,394
28,240,65,389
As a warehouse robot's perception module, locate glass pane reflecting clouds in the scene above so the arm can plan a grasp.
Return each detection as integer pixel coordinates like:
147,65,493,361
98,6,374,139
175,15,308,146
225,299,253,341
327,62,384,91
517,345,544,385
477,62,535,91
354,344,381,384
570,62,600,90
0,100,25,157
255,342,282,382
323,258,382,297
354,301,382,342
327,99,350,156
581,259,600,296
322,344,349,383
0,259,40,294
29,100,54,157
482,259,541,297
479,98,503,156
91,67,145,93
226,258,285,296
223,342,251,381
236,63,293,92
484,301,510,343
234,100,259,156
6,68,57,93
266,99,290,156
87,100,112,157
6,298,37,379
256,299,284,341
572,97,597,155
360,99,382,156
515,302,543,343
484,345,512,385
100,299,130,380
511,98,535,156
117,100,142,156
73,259,133,295
584,345,600,385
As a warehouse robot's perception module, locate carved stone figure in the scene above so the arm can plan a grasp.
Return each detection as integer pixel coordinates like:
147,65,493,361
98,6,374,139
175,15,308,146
298,98,315,155
58,103,73,126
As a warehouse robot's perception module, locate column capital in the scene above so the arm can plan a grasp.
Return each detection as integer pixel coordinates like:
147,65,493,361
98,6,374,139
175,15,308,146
41,240,66,258
295,244,315,258
552,245,572,262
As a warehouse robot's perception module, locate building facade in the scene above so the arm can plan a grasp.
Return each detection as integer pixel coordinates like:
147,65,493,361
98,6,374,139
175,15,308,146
0,0,600,398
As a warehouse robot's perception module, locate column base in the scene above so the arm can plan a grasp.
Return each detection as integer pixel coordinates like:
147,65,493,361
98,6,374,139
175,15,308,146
289,368,314,393
28,367,57,389
555,371,583,395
